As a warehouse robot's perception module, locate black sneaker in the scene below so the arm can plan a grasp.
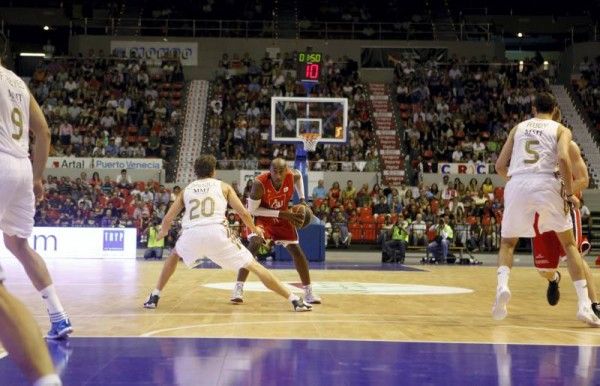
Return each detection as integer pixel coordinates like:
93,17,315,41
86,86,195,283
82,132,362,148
292,298,312,312
592,303,600,318
144,294,160,309
547,271,561,306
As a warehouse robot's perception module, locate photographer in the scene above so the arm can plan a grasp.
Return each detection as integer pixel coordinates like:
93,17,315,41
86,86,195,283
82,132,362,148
143,218,165,260
426,217,453,263
383,215,409,263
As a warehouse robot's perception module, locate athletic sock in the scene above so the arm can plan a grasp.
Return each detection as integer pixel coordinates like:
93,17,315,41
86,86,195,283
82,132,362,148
574,280,592,307
236,281,244,287
40,285,67,323
33,374,62,386
497,266,510,290
151,289,161,297
288,294,300,302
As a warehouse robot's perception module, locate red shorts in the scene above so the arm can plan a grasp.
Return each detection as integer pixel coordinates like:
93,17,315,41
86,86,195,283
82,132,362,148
532,208,590,270
254,217,299,245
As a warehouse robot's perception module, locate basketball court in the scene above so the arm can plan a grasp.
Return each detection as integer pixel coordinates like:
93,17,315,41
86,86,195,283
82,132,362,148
1,252,600,385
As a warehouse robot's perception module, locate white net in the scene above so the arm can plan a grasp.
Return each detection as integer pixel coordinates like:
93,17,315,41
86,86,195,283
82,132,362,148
300,134,320,152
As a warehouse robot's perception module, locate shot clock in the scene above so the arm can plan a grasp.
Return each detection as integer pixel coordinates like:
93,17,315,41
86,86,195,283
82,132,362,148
297,51,322,83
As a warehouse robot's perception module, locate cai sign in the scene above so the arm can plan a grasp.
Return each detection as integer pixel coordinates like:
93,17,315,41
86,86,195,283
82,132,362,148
0,227,137,259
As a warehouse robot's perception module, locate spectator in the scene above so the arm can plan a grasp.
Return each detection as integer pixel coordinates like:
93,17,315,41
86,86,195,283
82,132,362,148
409,213,427,246
116,169,132,188
341,180,356,202
331,210,351,248
426,217,453,263
312,179,327,200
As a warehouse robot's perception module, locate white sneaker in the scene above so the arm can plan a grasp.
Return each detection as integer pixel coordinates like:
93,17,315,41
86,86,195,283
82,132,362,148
576,305,600,327
230,283,244,303
304,286,322,304
492,287,511,321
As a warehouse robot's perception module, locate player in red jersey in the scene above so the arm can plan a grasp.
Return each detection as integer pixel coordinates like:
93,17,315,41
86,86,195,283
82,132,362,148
231,158,322,304
532,109,598,316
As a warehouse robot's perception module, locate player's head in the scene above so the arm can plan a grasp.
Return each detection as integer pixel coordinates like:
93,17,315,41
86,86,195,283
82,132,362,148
270,158,288,186
533,92,557,115
194,155,217,179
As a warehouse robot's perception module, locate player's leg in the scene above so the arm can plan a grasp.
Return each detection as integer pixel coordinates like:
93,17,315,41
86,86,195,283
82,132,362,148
492,237,518,320
555,229,600,326
532,230,562,306
243,261,311,312
286,243,322,304
3,235,71,339
231,235,262,303
0,284,62,385
143,251,180,309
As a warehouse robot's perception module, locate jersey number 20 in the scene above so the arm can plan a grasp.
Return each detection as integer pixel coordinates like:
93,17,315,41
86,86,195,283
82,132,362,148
189,197,215,219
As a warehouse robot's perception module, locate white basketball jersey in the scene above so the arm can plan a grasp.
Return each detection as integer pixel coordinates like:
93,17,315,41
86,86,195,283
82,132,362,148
0,66,30,159
181,178,228,229
508,118,559,177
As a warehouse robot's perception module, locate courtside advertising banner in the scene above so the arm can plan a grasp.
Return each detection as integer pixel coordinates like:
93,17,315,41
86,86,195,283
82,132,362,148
110,40,198,66
46,157,93,169
45,157,163,170
439,163,494,174
0,228,137,259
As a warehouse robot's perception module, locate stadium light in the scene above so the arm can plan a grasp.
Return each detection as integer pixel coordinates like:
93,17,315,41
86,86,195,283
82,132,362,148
20,52,45,57
43,25,50,31
517,32,523,38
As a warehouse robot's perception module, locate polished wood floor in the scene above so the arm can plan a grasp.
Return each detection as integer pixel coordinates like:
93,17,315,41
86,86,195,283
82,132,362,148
2,257,600,347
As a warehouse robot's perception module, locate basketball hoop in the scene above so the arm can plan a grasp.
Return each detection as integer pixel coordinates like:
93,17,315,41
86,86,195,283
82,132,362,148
300,133,320,152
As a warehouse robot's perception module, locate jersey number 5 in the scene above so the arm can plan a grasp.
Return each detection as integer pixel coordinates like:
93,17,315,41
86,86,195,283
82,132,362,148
11,107,23,140
189,197,215,220
524,140,540,164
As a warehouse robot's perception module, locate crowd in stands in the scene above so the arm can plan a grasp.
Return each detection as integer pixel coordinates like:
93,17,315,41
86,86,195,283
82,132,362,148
390,56,552,184
34,170,182,247
204,51,380,172
573,56,600,129
29,53,184,170
309,175,504,252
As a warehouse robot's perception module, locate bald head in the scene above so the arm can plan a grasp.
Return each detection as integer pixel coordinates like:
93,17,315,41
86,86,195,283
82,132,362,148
270,158,289,188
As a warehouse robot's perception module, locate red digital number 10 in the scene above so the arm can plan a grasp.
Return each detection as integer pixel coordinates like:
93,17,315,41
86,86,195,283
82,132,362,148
305,63,319,79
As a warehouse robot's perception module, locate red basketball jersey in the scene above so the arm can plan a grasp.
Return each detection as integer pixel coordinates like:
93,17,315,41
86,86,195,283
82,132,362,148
256,170,294,211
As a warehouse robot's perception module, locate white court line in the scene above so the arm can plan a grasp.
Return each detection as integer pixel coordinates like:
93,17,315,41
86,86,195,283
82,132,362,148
139,319,600,340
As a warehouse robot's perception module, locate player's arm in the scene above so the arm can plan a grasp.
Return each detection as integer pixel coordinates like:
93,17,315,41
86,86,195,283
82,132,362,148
569,141,589,194
157,193,184,240
246,180,304,225
29,94,51,201
293,169,306,205
495,126,516,180
222,182,263,238
557,125,578,206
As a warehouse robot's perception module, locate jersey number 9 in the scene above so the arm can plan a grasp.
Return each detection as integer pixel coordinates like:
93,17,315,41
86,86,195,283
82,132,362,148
11,107,23,140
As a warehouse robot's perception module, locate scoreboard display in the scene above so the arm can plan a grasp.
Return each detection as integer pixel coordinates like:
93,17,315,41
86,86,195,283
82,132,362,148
297,52,322,83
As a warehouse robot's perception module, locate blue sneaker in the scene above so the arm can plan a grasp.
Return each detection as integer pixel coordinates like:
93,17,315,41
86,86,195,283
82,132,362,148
46,318,73,340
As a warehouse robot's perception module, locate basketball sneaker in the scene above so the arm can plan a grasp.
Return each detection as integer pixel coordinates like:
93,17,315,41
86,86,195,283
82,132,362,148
304,285,322,304
46,318,73,340
292,298,312,312
492,287,511,321
143,294,160,309
230,283,244,303
576,305,600,327
547,271,561,306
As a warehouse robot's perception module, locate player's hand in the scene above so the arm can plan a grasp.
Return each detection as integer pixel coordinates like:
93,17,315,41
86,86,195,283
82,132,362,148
567,194,580,209
280,210,304,227
157,227,169,240
253,226,266,243
33,179,44,203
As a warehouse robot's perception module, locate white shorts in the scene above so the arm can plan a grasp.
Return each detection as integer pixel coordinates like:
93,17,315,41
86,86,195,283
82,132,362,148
502,174,572,238
0,154,34,239
175,224,254,271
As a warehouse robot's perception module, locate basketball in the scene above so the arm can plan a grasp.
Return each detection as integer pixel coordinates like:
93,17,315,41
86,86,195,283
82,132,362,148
290,204,313,229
